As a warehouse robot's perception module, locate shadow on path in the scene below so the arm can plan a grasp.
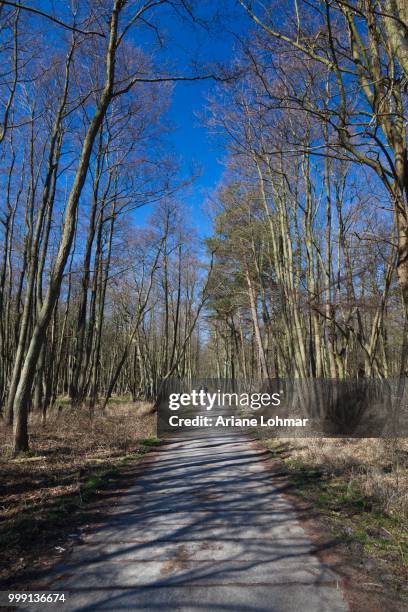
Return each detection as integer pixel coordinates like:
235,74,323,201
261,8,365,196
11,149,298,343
29,432,349,611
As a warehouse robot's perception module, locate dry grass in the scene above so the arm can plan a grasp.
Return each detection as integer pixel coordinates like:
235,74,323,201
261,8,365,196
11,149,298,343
276,437,408,518
0,402,156,587
264,436,408,597
0,400,156,458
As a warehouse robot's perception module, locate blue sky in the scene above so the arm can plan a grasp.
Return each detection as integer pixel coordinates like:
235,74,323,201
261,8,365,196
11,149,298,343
31,1,248,237
165,79,225,236
139,1,248,237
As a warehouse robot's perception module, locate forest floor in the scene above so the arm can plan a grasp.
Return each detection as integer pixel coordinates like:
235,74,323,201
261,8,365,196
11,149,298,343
0,409,407,610
261,437,408,603
7,432,351,611
0,402,157,589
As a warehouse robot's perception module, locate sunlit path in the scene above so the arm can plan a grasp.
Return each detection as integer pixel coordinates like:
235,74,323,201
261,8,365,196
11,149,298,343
38,431,348,611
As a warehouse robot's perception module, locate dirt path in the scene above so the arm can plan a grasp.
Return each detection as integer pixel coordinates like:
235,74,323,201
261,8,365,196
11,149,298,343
31,432,349,611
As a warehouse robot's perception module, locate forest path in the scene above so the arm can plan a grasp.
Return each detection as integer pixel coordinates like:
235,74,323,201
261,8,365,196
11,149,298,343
40,432,349,611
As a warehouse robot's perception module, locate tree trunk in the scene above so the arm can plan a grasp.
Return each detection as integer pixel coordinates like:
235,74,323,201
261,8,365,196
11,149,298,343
11,2,121,453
